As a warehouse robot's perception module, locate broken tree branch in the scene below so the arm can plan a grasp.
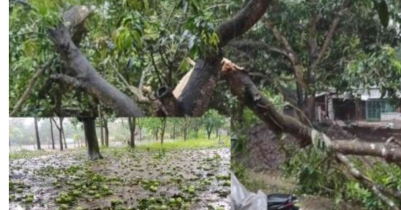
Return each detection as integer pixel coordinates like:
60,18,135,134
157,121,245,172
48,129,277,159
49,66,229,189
48,27,144,116
336,153,400,210
221,58,400,209
158,0,272,116
221,58,401,161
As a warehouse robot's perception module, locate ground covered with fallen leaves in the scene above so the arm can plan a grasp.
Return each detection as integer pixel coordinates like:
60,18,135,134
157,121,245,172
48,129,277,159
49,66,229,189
9,143,230,210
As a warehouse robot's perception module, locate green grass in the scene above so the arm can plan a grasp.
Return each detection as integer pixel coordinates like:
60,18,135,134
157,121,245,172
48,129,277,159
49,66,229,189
9,149,52,160
10,138,230,160
136,138,230,151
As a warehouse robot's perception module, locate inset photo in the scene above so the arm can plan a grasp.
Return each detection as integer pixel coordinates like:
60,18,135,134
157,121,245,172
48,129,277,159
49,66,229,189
9,116,231,210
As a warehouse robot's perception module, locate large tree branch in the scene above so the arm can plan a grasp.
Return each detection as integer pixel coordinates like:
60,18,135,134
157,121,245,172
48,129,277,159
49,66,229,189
48,28,144,116
10,6,93,117
337,153,400,210
332,140,401,162
217,0,272,47
221,58,401,162
158,0,272,116
221,59,400,208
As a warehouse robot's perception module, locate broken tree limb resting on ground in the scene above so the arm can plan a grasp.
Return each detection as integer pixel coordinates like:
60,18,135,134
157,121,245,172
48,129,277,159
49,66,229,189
221,58,401,209
48,28,144,116
221,58,401,161
332,140,401,162
336,153,399,210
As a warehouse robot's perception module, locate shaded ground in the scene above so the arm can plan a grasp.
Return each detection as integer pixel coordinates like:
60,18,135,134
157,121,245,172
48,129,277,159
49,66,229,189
9,146,230,210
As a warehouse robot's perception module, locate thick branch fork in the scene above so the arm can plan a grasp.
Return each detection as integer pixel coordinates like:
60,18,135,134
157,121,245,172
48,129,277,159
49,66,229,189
48,28,144,116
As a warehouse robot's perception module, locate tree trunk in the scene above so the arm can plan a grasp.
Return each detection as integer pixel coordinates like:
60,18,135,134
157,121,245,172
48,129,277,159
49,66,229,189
82,117,102,160
104,119,109,147
34,118,41,150
99,117,104,146
50,119,55,149
139,126,142,141
216,127,219,138
59,118,64,151
62,129,67,149
160,118,166,145
128,117,136,148
155,127,159,141
183,129,187,141
172,123,176,140
207,128,212,139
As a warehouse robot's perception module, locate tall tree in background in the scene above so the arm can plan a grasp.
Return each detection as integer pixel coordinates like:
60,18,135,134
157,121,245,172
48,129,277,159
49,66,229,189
128,117,136,148
160,118,167,145
50,118,55,149
104,118,109,147
34,118,41,150
51,118,64,151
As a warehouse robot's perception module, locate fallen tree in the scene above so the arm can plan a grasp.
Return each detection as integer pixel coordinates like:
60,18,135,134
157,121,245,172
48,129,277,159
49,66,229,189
17,2,400,207
220,58,401,209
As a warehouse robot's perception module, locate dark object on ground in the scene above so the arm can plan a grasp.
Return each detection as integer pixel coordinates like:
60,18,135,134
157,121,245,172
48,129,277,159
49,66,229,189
267,193,300,210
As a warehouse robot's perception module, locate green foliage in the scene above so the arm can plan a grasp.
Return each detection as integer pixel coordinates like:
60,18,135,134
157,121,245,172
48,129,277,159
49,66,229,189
9,0,237,116
346,45,401,104
282,146,401,210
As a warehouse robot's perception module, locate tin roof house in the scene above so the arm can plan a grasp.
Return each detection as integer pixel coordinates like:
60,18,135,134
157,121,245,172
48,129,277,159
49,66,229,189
314,87,401,122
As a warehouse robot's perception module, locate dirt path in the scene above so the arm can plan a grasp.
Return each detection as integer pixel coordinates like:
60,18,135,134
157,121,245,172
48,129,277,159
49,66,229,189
9,148,230,210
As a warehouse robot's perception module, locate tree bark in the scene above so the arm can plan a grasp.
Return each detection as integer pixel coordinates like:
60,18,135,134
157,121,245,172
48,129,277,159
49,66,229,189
104,119,109,147
82,117,102,160
59,118,64,151
99,119,104,146
183,128,187,141
128,117,136,148
160,118,166,145
207,128,212,139
158,0,272,116
155,127,159,141
62,128,67,149
34,118,41,150
172,123,175,140
139,126,142,141
48,28,144,117
50,118,55,149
